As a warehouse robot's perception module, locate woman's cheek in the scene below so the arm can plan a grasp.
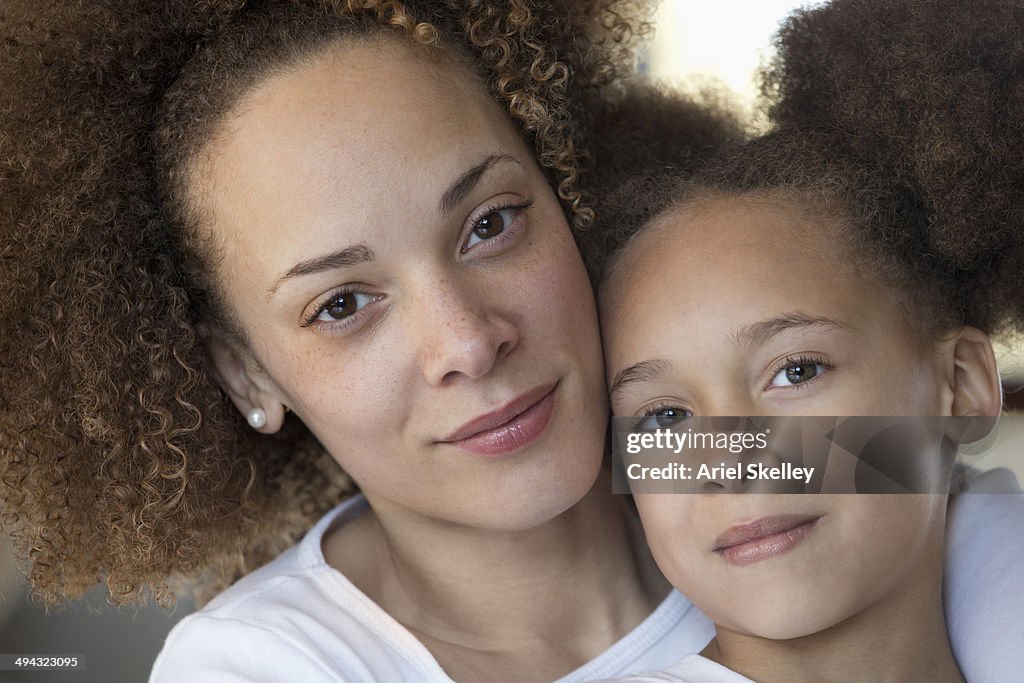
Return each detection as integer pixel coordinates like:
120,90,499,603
529,229,599,329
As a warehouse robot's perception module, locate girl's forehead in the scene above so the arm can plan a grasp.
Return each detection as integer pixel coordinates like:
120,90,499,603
606,197,841,300
597,195,898,362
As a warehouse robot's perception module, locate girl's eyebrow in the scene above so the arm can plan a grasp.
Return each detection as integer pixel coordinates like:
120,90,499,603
729,312,855,348
610,358,674,403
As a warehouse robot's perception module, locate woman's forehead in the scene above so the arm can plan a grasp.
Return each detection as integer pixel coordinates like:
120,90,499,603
200,36,509,184
192,37,533,273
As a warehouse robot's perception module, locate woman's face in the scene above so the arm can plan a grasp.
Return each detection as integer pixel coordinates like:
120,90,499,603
191,37,607,530
600,197,951,639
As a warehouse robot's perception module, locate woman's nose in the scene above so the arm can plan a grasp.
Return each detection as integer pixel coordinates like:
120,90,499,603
413,278,519,385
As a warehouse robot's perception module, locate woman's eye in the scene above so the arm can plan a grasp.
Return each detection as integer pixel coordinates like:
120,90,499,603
464,207,516,250
635,406,693,432
313,291,376,323
770,360,828,388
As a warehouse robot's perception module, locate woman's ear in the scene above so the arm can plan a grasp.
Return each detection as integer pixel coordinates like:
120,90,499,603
197,323,288,434
946,326,1001,443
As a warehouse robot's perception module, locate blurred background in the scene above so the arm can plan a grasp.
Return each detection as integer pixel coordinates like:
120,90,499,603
646,0,811,128
0,540,193,682
1,1,1021,681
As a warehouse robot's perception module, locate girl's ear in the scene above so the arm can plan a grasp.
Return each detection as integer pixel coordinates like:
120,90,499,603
198,323,288,434
947,326,1001,443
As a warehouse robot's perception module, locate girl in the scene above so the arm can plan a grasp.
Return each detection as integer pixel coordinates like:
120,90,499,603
591,0,1024,680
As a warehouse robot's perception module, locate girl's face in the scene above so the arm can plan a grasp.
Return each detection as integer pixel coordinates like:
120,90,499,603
192,38,607,530
600,197,951,639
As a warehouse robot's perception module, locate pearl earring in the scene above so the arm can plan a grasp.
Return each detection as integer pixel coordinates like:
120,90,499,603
247,407,267,429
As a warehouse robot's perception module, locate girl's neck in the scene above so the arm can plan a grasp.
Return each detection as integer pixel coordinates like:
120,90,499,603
703,551,963,683
324,469,669,681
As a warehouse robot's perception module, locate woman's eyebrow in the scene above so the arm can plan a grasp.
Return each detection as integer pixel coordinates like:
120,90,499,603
438,153,520,217
610,359,674,403
268,155,520,299
729,312,854,348
268,244,374,298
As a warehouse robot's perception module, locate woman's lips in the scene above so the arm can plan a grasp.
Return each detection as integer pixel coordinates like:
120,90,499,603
713,514,821,566
440,382,558,456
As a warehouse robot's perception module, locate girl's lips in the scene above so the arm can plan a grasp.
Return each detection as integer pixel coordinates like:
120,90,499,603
441,382,558,456
713,514,821,566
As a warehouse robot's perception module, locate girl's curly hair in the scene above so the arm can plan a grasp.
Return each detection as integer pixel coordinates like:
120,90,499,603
0,0,653,607
589,0,1024,343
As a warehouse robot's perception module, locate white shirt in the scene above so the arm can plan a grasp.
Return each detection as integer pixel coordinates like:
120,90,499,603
595,467,1024,683
945,467,1024,683
151,469,1024,682
150,496,715,683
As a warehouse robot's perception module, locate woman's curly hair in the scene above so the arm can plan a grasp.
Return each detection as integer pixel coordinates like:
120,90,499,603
0,0,654,607
589,0,1024,343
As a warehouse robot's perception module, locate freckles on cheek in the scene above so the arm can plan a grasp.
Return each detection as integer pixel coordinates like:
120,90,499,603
269,345,387,423
296,372,400,444
267,348,337,415
525,240,594,315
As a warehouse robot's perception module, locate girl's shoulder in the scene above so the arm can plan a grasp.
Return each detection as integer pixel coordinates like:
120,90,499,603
946,467,1024,683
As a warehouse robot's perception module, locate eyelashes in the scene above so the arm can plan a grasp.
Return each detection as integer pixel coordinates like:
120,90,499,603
623,353,833,427
299,287,381,330
766,353,832,390
631,401,693,432
461,199,533,254
298,196,535,333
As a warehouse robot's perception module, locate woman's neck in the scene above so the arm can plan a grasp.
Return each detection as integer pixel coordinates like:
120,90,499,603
323,469,669,681
703,550,963,683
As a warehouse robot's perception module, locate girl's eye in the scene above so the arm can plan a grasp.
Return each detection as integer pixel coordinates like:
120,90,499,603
769,358,829,388
635,405,693,432
463,206,520,251
305,291,378,326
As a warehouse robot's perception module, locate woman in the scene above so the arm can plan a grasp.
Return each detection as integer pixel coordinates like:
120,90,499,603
0,1,1019,681
1,1,728,680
